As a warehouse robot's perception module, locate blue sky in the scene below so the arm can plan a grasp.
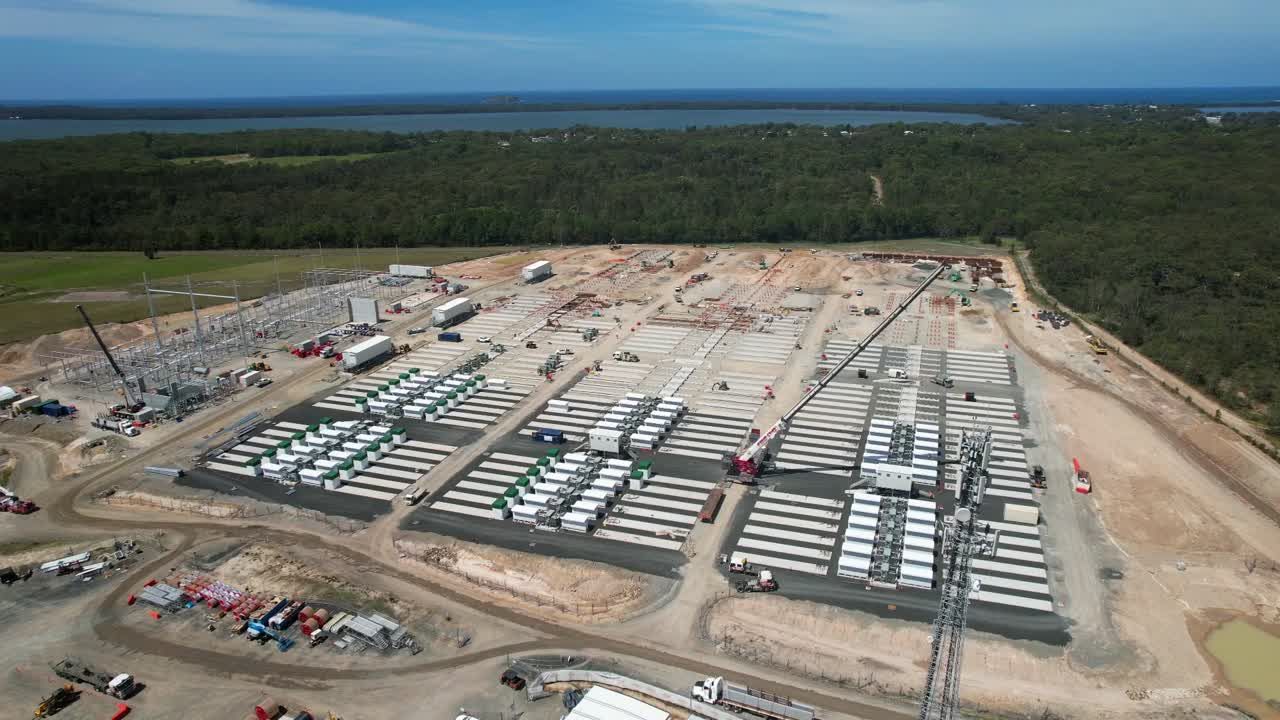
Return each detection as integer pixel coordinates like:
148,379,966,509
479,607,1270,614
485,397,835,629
1,0,1277,100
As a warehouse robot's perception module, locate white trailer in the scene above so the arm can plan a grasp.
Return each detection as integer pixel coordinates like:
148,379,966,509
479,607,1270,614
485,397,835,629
432,297,473,327
691,677,817,720
389,264,433,278
343,335,394,370
521,260,552,282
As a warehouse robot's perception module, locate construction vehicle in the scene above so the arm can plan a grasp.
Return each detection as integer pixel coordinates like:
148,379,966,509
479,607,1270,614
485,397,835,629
1072,458,1092,494
246,620,296,651
52,659,137,699
691,677,815,720
75,305,135,406
1030,465,1047,489
499,669,526,691
729,264,947,478
1010,301,1020,312
34,685,79,717
931,374,954,388
735,570,778,593
1085,335,1108,355
1,565,34,584
714,380,730,391
613,350,639,362
0,494,37,514
863,307,881,316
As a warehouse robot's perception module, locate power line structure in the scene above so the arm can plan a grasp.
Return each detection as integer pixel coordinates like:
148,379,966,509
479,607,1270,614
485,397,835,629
918,426,997,720
42,267,404,414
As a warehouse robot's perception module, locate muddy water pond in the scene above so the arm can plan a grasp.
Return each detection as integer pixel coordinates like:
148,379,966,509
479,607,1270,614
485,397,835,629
1205,619,1280,704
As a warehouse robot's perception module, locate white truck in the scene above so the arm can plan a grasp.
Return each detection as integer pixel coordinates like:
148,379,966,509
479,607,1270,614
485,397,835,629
432,297,474,327
692,676,816,720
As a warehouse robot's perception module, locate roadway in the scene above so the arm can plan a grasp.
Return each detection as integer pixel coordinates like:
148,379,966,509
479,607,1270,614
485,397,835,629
34,262,920,720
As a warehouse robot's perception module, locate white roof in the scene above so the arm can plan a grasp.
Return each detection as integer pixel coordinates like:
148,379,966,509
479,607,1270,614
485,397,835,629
437,296,471,311
0,386,16,402
524,260,551,271
565,686,669,720
347,335,392,354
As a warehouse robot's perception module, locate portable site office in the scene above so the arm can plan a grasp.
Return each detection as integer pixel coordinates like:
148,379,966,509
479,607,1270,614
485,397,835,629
572,499,604,517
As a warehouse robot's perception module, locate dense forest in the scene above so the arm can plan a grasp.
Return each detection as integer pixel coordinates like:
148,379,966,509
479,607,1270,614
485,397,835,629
2,111,1278,428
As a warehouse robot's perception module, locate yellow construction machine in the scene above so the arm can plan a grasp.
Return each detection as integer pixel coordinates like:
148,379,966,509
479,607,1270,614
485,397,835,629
1085,335,1109,355
34,685,78,718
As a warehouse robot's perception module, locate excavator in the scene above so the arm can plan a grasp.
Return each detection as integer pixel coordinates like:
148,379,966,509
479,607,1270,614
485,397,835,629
34,685,79,717
729,263,948,478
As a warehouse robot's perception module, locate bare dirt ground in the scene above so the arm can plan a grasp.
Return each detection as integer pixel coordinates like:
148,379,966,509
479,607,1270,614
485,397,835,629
699,253,1280,719
394,535,671,625
5,244,1279,720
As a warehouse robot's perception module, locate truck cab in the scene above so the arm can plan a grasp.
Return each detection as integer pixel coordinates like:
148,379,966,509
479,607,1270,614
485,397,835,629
107,674,136,699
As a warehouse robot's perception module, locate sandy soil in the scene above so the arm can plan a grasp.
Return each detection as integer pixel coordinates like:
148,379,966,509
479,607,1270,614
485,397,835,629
395,535,666,624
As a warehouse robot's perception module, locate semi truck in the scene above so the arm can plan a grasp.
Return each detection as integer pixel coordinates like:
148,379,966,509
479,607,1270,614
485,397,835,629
432,297,474,327
691,676,816,720
52,658,137,699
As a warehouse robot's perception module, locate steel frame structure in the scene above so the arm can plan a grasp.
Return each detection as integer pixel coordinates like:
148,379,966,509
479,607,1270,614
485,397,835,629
42,268,405,412
918,427,995,720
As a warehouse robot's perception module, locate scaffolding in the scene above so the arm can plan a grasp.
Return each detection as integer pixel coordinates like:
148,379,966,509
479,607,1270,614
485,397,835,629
43,268,406,415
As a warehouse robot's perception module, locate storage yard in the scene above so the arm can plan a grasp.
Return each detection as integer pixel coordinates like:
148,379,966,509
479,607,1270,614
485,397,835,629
3,243,1279,720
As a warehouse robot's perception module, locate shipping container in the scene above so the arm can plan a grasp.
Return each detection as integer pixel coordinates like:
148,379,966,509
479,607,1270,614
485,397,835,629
342,335,393,370
521,260,553,282
432,297,474,327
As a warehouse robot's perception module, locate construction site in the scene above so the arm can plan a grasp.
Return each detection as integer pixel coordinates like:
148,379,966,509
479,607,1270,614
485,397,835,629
3,243,1279,720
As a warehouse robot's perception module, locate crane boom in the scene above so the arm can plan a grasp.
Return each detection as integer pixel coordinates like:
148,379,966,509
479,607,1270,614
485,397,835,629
76,304,135,405
733,263,949,476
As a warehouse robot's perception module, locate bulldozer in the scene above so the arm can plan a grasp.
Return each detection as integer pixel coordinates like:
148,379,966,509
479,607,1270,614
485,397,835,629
1085,335,1109,355
613,351,639,362
34,685,79,717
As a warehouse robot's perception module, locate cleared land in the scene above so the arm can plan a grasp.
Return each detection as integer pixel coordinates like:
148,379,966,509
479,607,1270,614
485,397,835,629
1,242,1277,720
0,246,511,360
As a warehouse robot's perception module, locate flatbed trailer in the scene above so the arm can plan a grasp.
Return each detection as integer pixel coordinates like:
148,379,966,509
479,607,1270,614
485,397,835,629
52,658,136,699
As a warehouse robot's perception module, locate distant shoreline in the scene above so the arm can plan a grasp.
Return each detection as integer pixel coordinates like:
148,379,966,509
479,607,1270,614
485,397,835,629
0,100,1034,121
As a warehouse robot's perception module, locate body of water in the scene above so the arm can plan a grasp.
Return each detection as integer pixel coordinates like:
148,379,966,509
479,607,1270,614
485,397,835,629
0,108,1010,141
9,86,1280,108
1204,619,1280,703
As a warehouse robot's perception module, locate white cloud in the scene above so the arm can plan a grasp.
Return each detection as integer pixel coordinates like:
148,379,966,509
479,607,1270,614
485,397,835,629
0,0,544,56
677,0,1279,50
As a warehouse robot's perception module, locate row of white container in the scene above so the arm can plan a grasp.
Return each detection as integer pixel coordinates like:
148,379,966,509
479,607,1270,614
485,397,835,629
507,505,595,533
847,510,936,540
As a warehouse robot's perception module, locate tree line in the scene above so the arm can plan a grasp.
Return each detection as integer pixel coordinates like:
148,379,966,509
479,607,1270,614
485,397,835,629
1,114,1278,428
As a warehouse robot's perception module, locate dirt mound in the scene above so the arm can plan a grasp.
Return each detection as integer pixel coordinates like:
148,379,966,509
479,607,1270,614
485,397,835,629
395,536,656,622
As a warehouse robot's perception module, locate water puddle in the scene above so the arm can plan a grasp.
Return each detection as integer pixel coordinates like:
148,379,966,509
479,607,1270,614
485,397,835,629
1205,618,1280,706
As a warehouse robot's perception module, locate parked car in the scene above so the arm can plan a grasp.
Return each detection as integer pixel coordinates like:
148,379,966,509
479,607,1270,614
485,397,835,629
407,327,428,335
255,378,273,388
477,336,492,343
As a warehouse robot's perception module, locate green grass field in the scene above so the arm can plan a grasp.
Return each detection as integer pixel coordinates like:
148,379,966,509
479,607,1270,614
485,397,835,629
0,247,512,344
